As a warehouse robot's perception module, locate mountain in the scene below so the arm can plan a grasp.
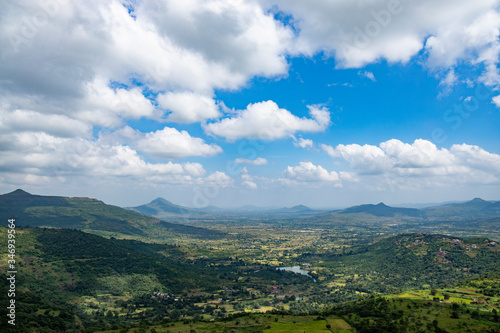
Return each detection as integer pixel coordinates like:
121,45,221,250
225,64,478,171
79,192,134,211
128,197,206,218
0,189,222,240
337,202,422,217
322,198,500,222
129,198,326,218
423,197,500,220
270,204,324,216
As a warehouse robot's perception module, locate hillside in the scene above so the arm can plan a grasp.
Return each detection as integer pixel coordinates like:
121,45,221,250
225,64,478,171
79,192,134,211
307,233,500,294
0,227,220,331
0,189,222,241
423,198,500,220
2,227,499,332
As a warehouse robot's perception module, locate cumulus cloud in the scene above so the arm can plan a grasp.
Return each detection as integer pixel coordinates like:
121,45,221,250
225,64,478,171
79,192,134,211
0,109,92,138
234,157,268,165
292,136,314,149
135,127,223,159
157,91,221,123
204,171,234,187
284,161,340,183
263,0,500,87
204,101,330,141
2,0,500,201
2,0,500,135
321,139,500,183
0,0,294,133
0,132,208,186
82,77,158,125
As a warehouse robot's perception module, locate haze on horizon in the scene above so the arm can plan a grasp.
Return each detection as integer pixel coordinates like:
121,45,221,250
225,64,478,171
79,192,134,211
0,0,499,209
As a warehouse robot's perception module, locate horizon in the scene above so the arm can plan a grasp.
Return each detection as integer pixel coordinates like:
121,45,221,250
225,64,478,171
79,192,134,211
1,1,500,209
2,188,497,211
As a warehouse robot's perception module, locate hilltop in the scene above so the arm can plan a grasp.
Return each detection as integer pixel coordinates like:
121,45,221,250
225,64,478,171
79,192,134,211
128,197,207,219
0,189,222,241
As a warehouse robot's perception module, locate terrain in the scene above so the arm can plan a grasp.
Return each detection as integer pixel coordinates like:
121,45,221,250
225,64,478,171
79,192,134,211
0,189,222,241
1,190,499,332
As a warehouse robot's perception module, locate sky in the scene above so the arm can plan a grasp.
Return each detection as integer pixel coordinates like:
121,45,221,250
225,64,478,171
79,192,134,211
0,0,500,209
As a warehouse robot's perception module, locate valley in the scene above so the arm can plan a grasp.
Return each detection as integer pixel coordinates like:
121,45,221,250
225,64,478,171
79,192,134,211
1,190,499,332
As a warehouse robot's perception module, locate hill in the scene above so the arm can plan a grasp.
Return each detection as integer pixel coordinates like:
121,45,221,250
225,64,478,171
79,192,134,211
0,227,220,331
128,197,207,219
312,233,500,294
337,202,422,217
423,197,500,220
129,198,326,218
3,227,499,333
0,189,222,241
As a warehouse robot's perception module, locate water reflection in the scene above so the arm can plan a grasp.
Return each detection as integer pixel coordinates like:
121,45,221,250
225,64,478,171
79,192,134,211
277,266,316,282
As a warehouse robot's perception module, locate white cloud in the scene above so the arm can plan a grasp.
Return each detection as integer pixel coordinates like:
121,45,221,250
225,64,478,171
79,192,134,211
234,157,268,165
2,0,500,138
322,142,391,174
0,132,208,185
358,71,376,82
242,180,258,189
204,101,330,141
97,126,223,159
0,0,295,137
322,139,500,184
263,0,500,87
136,127,223,159
82,77,158,125
0,109,92,138
292,136,314,149
492,95,500,107
157,91,221,123
204,171,234,187
283,161,341,183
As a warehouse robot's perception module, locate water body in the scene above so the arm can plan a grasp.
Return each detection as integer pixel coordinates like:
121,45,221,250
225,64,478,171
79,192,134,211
277,266,316,282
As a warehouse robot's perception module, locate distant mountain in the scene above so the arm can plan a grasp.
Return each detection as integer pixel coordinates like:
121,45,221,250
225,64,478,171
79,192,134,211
271,204,322,215
423,198,500,219
391,200,464,209
327,198,500,221
337,202,422,217
0,189,222,240
129,197,206,218
129,198,326,217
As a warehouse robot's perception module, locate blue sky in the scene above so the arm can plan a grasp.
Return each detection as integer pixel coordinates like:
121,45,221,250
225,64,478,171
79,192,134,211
0,0,499,208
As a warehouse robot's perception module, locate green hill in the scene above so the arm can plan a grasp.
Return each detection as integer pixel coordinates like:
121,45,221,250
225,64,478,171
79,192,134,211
0,189,222,241
2,227,499,332
0,227,222,332
315,233,500,293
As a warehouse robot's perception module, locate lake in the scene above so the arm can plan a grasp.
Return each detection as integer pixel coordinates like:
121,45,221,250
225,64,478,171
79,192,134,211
277,266,316,282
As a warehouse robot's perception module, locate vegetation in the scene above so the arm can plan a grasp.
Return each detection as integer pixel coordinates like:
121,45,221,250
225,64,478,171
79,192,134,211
1,190,499,332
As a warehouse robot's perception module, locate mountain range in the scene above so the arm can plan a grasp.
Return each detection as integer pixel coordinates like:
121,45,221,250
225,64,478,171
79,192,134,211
2,189,500,237
0,189,222,240
129,195,500,221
